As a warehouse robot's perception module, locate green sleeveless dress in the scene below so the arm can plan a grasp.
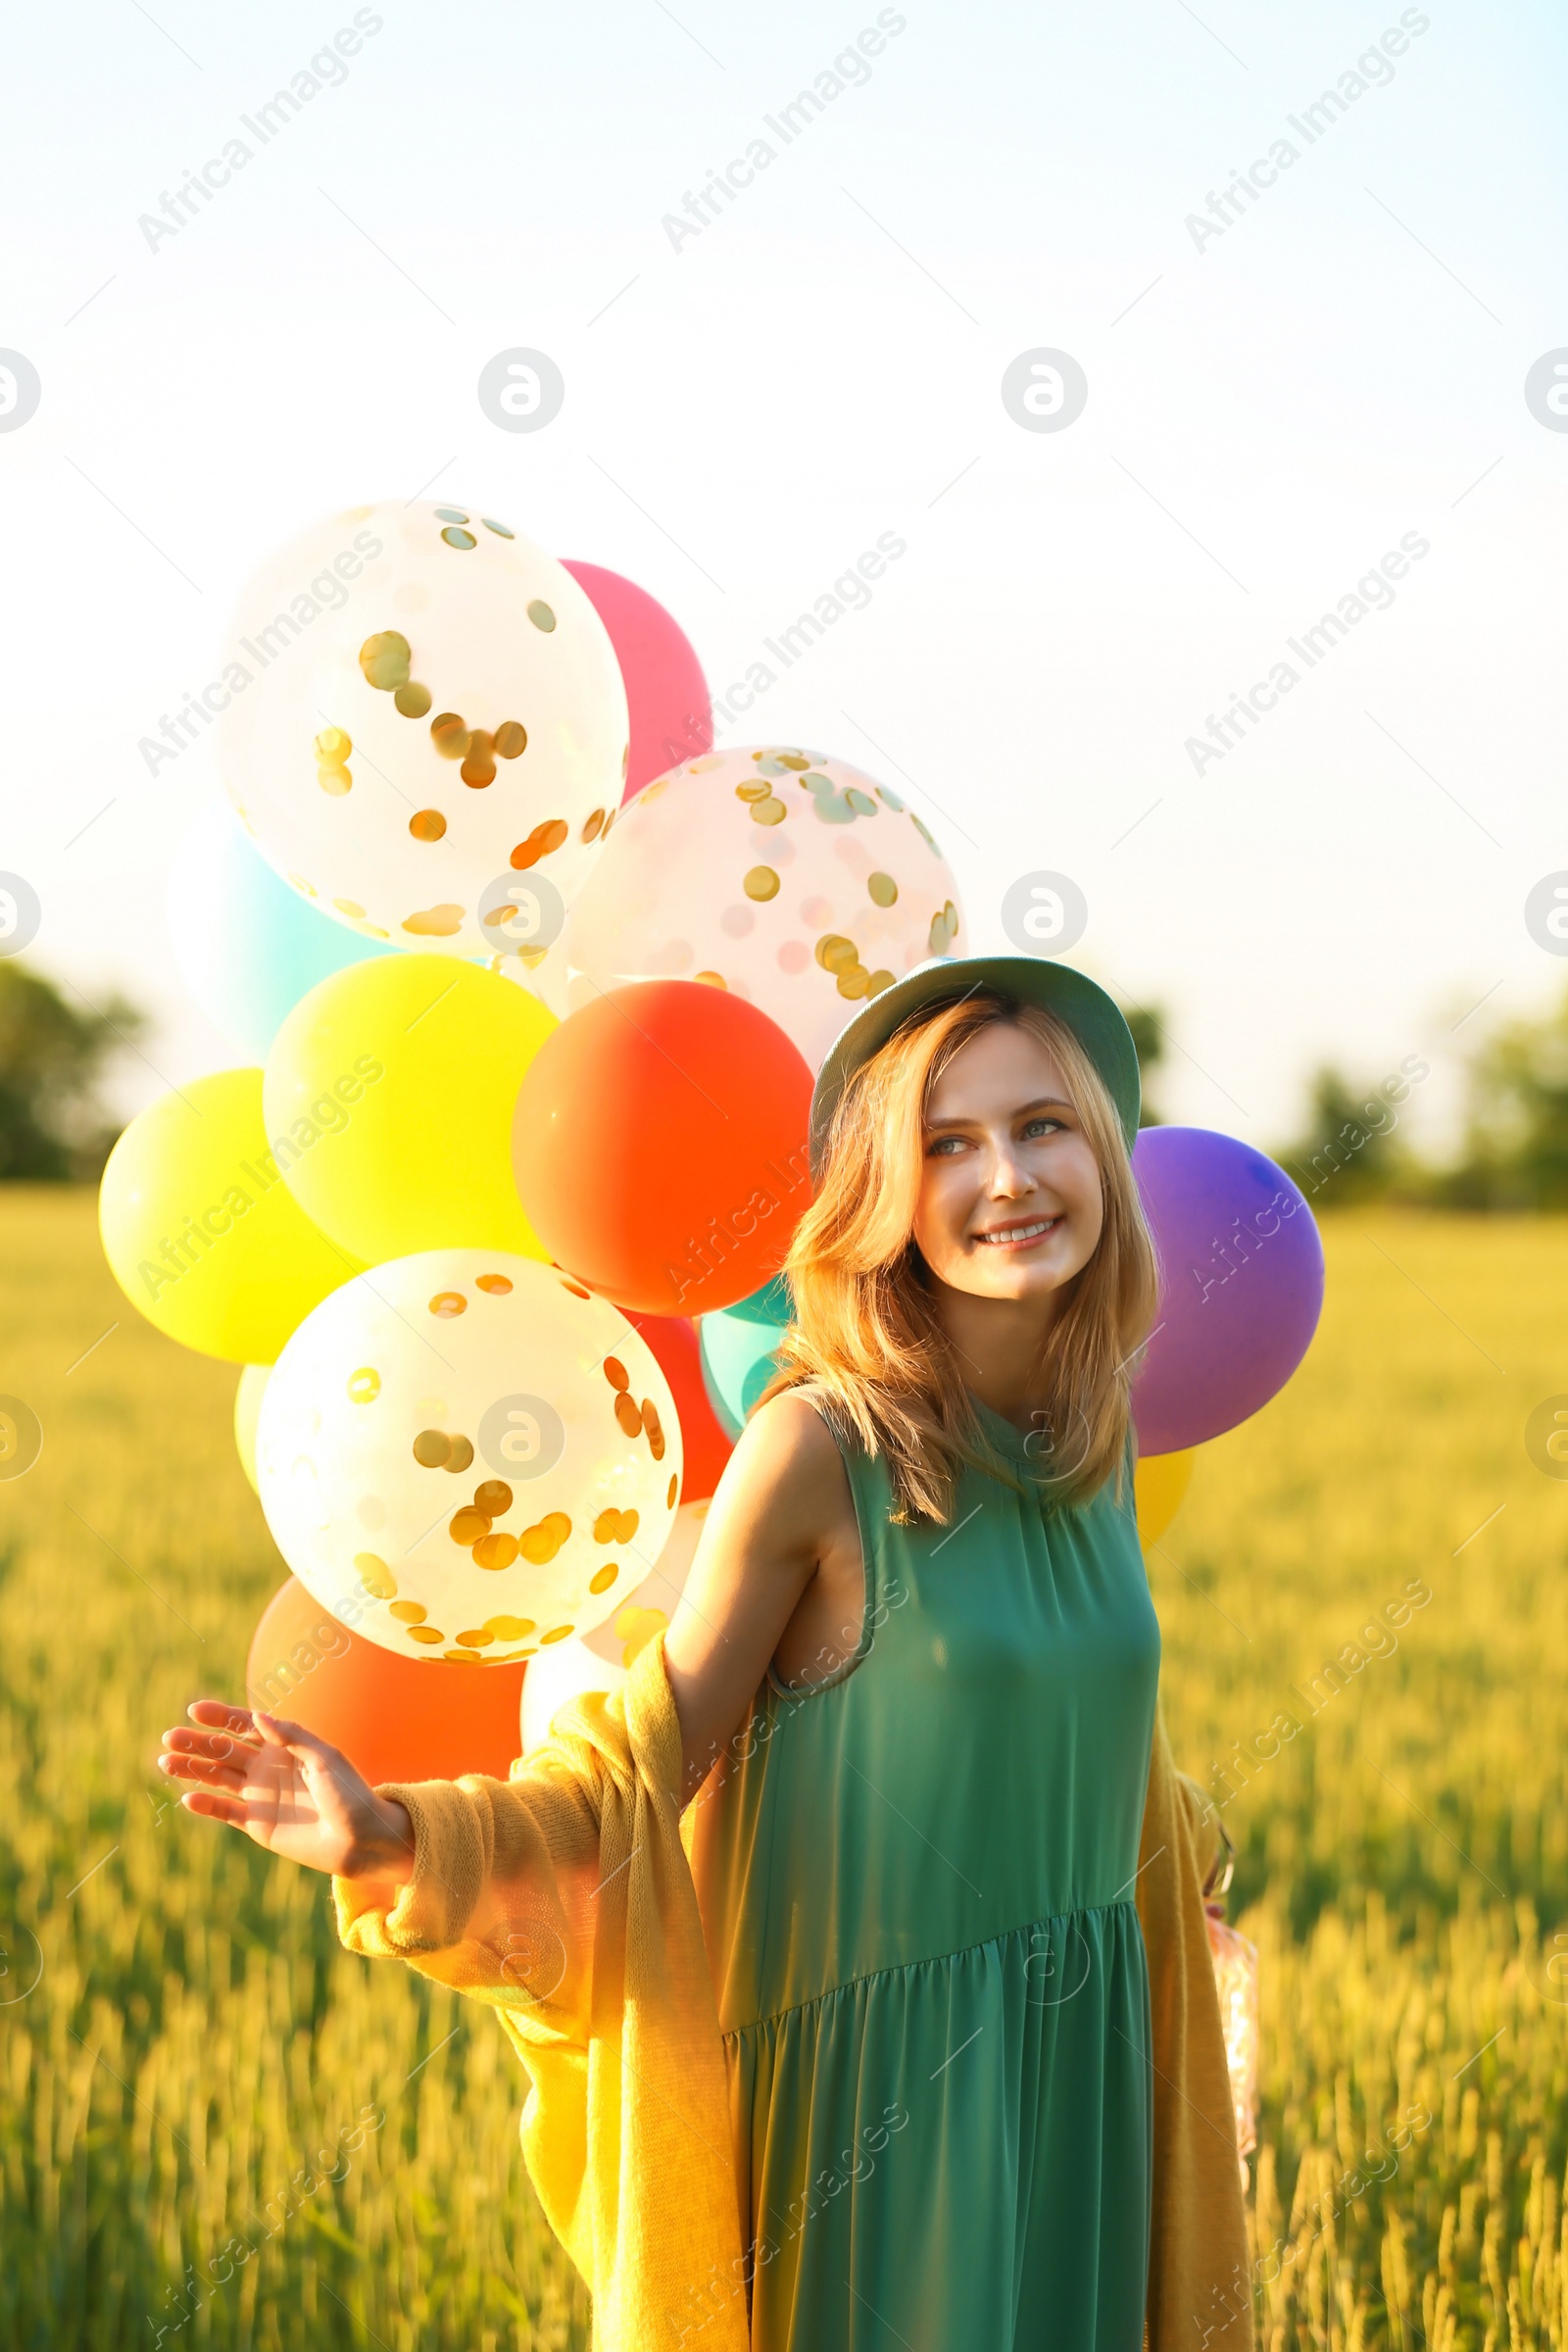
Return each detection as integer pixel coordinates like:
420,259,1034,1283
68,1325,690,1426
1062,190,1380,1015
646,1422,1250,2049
685,1394,1163,2351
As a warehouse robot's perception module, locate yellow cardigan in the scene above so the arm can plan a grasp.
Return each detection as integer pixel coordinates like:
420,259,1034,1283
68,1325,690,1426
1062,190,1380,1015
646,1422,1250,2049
334,1634,1252,2351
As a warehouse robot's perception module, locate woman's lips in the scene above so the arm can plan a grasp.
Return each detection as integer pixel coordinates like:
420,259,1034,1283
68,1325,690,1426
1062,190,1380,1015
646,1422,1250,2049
971,1214,1062,1250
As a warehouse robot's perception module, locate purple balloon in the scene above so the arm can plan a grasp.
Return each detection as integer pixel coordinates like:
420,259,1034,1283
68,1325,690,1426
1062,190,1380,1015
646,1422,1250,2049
1130,1126,1324,1455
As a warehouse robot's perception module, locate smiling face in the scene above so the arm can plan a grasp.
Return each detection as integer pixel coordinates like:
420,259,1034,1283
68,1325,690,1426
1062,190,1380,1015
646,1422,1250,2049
910,1018,1106,1306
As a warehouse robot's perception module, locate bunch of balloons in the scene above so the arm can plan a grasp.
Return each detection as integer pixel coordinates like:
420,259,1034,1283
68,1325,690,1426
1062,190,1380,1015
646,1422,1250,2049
101,497,1323,1780
100,500,972,1780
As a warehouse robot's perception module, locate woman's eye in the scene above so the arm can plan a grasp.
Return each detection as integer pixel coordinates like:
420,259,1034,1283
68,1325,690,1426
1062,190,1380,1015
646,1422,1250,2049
926,1134,965,1155
1021,1118,1060,1140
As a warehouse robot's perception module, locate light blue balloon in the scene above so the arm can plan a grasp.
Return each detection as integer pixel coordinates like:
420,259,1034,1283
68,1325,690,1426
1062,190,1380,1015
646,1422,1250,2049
167,798,396,1061
698,1275,793,1439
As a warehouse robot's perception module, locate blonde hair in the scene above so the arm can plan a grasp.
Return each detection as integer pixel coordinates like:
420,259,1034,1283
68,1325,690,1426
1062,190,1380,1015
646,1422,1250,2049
757,993,1160,1524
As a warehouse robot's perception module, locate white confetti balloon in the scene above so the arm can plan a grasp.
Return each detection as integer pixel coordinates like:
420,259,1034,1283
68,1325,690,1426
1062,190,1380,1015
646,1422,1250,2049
558,745,965,1072
220,501,628,972
520,1497,708,1751
255,1250,680,1665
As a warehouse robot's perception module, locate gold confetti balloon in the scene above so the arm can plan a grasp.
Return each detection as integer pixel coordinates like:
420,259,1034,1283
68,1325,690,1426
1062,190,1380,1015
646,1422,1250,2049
254,1250,680,1665
558,746,965,1071
219,503,628,983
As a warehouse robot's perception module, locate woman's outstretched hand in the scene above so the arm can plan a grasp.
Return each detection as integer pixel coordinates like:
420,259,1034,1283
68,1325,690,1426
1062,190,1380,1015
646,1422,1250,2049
157,1701,416,1884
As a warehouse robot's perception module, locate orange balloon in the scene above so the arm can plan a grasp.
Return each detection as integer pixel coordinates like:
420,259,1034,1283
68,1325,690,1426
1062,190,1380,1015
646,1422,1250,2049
511,980,814,1315
244,1577,524,1787
626,1308,734,1501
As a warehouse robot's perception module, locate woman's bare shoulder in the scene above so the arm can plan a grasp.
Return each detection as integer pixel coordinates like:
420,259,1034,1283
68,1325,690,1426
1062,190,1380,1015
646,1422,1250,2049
712,1387,855,1540
741,1385,845,1465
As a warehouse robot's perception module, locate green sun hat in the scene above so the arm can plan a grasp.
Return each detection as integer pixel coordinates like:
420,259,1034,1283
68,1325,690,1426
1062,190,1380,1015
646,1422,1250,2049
808,954,1143,1181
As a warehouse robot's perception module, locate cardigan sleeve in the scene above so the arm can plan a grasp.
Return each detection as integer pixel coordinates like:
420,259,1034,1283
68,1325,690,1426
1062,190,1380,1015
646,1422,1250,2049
331,1756,604,2017
1136,1707,1255,2351
328,1639,750,2352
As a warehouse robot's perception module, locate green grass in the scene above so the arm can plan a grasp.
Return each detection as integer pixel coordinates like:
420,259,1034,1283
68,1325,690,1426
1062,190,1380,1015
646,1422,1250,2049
1149,1209,1568,2349
2,1188,1566,2347
0,1187,587,2351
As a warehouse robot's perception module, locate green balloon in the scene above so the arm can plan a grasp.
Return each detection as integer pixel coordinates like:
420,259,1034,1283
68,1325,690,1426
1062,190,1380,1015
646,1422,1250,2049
698,1276,793,1438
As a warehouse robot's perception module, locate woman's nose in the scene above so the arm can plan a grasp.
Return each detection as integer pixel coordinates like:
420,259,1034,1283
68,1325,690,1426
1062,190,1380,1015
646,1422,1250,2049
986,1148,1035,1199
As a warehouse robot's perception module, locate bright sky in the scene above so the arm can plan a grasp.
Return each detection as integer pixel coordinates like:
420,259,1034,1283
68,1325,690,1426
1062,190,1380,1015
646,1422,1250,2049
4,0,1565,1156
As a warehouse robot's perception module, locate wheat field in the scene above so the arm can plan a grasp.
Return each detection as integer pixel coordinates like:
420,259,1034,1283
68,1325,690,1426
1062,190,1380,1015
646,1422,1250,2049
1,1186,1564,2349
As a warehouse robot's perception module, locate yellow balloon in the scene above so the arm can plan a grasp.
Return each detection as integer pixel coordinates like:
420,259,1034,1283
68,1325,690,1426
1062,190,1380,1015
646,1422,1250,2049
1135,1447,1196,1544
262,956,557,1263
234,1364,270,1492
99,1069,363,1364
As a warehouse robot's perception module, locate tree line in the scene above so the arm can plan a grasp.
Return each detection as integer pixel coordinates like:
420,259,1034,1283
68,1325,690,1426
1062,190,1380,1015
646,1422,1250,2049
3,961,1566,1209
1128,997,1568,1211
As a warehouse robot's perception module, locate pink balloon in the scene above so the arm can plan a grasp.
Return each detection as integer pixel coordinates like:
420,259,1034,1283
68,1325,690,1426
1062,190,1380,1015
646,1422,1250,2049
561,560,712,803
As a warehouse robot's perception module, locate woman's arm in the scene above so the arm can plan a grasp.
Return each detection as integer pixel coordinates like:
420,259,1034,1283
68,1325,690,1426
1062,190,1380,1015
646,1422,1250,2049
158,1391,853,1858
663,1391,857,1800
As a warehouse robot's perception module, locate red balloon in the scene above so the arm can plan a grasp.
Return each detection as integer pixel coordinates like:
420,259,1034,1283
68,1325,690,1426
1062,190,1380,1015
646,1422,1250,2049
625,1309,734,1500
244,1577,524,1787
512,980,814,1316
561,559,712,802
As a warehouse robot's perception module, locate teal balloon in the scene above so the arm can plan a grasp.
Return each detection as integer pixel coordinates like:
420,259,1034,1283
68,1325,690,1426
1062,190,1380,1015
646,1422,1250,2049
698,1275,793,1438
168,798,395,1061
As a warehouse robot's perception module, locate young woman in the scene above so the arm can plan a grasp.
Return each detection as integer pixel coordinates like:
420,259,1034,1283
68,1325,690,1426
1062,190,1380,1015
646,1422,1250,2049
158,955,1249,2352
